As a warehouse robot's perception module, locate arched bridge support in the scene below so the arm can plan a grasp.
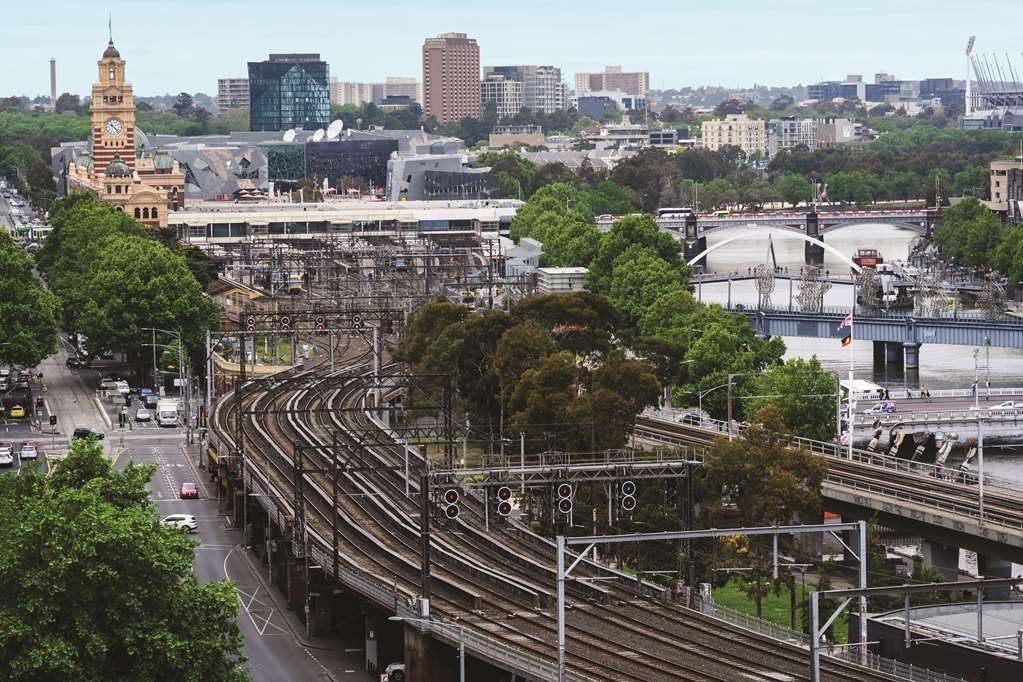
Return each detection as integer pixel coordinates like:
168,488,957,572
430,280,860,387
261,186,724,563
683,213,707,269
804,211,825,267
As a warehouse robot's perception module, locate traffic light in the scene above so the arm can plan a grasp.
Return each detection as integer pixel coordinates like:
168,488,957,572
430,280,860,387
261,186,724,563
556,483,572,514
443,488,460,519
496,486,513,516
620,480,637,513
49,414,57,426
35,397,44,408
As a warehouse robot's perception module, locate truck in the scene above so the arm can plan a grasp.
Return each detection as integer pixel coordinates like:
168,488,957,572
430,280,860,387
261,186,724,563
156,399,179,427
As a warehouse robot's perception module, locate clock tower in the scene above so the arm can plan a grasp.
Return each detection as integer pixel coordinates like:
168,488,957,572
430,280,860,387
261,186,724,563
91,38,135,176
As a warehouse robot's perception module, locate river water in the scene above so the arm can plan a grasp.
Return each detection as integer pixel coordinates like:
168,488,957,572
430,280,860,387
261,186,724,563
698,223,1023,482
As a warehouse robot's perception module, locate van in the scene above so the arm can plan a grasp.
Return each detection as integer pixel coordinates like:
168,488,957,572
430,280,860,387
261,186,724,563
113,380,131,396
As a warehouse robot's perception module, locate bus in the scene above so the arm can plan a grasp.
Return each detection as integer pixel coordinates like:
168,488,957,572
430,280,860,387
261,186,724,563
656,207,693,218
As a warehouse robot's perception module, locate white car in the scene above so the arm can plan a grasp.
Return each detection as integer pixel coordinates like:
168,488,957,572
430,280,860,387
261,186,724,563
384,662,405,682
991,400,1018,412
135,407,151,422
161,514,198,533
0,445,13,467
19,442,38,460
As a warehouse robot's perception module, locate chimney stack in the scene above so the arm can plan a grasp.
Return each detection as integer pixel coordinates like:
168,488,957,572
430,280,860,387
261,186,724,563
50,58,57,108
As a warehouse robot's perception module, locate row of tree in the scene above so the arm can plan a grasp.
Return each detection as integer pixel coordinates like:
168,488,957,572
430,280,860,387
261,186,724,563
934,198,1023,283
37,194,219,371
0,438,248,680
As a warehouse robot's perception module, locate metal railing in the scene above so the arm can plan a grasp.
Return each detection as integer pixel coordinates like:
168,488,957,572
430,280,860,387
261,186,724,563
393,602,596,682
690,596,966,682
854,408,1023,425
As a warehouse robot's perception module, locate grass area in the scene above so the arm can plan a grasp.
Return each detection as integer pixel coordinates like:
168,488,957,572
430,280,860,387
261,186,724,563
712,577,849,643
253,335,294,364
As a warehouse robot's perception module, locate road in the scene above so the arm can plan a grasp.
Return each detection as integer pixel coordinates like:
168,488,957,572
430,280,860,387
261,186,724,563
857,393,1015,415
122,436,373,681
4,342,373,681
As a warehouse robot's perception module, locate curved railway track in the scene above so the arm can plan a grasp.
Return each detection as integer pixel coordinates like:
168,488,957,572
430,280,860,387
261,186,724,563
209,346,902,681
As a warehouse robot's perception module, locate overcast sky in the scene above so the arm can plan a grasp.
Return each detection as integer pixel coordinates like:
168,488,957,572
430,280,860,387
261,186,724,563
3,0,1017,97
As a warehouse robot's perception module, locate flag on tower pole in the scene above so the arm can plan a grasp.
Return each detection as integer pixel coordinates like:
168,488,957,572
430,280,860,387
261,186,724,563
838,313,853,348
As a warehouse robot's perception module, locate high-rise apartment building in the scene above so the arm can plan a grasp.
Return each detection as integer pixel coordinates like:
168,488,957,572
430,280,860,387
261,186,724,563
330,79,374,106
422,32,480,125
766,117,818,157
217,78,250,110
484,65,566,114
480,74,524,118
248,53,330,132
575,66,649,98
701,114,767,158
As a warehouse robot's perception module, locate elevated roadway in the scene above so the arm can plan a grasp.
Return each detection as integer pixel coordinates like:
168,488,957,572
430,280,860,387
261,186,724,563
633,414,1023,565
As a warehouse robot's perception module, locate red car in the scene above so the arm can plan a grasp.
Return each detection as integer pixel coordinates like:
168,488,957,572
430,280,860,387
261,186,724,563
179,482,199,499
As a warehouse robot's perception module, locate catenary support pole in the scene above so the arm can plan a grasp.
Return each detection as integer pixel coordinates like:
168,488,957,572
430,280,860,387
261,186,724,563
556,534,566,682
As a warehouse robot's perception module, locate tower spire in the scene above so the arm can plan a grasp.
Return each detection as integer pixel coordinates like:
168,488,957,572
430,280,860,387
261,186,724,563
108,14,112,43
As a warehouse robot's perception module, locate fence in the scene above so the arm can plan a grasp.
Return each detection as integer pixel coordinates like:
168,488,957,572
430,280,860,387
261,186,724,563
691,595,966,682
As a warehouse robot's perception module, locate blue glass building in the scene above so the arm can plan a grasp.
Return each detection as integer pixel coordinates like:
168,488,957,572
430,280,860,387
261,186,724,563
248,54,330,132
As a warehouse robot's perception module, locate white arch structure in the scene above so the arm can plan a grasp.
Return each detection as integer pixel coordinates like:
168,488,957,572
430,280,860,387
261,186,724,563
687,228,863,273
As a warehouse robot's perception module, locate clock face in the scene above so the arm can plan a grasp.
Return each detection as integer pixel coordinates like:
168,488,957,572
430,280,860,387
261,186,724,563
105,118,124,136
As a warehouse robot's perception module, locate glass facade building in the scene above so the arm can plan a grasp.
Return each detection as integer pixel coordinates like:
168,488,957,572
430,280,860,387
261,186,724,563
305,139,398,190
248,54,330,132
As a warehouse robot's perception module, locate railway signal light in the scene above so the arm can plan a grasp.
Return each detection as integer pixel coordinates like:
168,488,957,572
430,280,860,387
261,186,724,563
621,480,636,513
352,314,364,331
496,486,513,516
443,488,460,519
280,316,291,331
245,316,256,334
315,315,326,333
556,483,572,514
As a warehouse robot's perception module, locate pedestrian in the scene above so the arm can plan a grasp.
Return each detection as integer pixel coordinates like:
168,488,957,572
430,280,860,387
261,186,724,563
926,389,932,402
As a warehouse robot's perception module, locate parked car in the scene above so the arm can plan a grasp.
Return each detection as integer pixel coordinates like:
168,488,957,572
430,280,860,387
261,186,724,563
19,442,38,460
991,400,1018,412
865,401,897,414
161,514,198,533
72,427,105,441
0,444,13,467
179,482,199,499
676,413,702,426
384,663,405,682
9,405,25,419
135,407,152,422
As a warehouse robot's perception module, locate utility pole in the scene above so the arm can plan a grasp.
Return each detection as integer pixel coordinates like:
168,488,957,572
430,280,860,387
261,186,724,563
419,473,431,618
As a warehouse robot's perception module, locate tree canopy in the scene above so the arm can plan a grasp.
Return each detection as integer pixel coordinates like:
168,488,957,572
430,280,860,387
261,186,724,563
744,357,837,442
0,233,59,367
0,439,248,681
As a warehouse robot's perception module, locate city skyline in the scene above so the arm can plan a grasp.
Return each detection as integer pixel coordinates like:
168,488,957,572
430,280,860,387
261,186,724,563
2,0,1014,98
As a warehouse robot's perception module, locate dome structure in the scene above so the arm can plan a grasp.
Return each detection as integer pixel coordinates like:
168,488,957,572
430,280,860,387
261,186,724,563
106,153,131,177
134,129,149,155
103,40,120,59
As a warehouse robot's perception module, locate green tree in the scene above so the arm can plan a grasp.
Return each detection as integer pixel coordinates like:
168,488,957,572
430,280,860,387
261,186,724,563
76,234,220,364
511,292,621,358
0,438,248,681
933,197,1003,267
701,405,827,527
745,357,837,442
587,214,683,293
493,321,555,404
172,92,195,116
698,178,739,210
541,212,602,267
607,245,688,318
0,234,59,367
825,171,877,206
991,223,1023,284
772,173,812,207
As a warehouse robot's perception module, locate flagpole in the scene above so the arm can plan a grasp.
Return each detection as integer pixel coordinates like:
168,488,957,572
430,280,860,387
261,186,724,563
848,283,855,458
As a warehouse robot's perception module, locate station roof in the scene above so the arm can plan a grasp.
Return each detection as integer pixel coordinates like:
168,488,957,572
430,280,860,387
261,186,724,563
874,601,1023,659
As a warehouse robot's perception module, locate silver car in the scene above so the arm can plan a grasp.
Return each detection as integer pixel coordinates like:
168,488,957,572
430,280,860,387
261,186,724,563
0,444,13,467
160,514,198,533
19,442,38,460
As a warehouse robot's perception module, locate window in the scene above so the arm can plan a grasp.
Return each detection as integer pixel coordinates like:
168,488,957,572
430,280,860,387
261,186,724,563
115,184,122,194
151,207,158,220
109,66,115,81
142,207,150,219
134,208,140,218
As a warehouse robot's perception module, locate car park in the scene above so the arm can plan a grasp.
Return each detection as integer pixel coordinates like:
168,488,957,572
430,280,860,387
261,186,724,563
0,444,13,467
160,514,198,533
179,482,199,499
19,442,38,460
135,407,151,422
72,427,105,441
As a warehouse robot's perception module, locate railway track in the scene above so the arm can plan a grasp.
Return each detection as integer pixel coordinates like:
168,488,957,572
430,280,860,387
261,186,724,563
208,351,903,681
634,416,1023,533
